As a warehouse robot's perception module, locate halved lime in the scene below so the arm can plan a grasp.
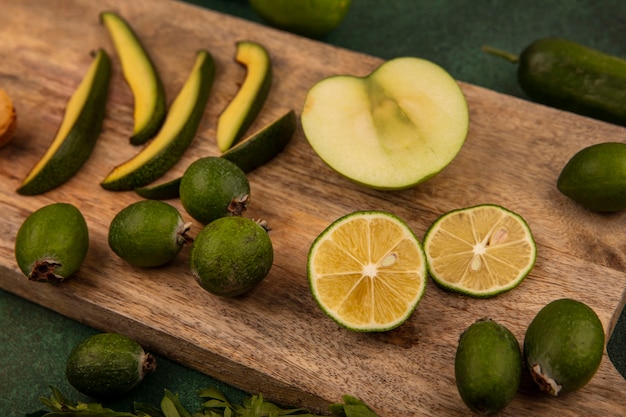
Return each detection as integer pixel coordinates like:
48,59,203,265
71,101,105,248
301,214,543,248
308,211,427,332
423,204,536,298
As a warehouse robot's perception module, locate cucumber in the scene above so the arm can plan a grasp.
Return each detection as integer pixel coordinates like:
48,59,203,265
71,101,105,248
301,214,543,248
17,49,111,195
101,49,215,191
483,38,626,126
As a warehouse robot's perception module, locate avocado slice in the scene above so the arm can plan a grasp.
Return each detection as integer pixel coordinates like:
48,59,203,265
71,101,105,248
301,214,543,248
17,49,111,195
100,11,167,145
134,109,295,200
216,40,272,152
101,49,215,191
134,176,181,200
222,109,296,172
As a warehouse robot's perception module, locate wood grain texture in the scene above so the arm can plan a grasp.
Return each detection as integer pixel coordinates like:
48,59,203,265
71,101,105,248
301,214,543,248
1,0,626,415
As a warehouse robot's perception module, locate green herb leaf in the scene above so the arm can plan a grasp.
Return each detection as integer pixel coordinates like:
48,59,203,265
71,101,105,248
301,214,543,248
25,411,48,417
160,390,192,417
36,386,138,416
134,402,165,417
328,396,378,417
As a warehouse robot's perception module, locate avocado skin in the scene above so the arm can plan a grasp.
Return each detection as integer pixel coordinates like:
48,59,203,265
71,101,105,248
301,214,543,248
17,49,111,196
455,318,522,415
100,11,167,145
518,38,626,127
66,333,155,399
523,298,605,395
100,50,215,191
222,109,296,173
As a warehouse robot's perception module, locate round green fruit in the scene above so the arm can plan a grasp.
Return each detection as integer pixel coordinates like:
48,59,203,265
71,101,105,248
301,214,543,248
455,318,522,415
66,332,156,399
108,200,191,267
15,202,89,283
179,156,250,225
249,0,352,38
523,298,605,396
557,142,626,212
190,216,273,297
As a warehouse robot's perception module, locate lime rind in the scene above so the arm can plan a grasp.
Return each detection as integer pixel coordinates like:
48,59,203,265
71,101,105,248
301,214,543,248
307,210,427,332
423,204,536,298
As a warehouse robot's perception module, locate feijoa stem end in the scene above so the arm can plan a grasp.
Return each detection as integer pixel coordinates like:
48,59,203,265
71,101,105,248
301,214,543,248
227,194,250,216
530,363,562,396
28,260,64,283
142,352,157,377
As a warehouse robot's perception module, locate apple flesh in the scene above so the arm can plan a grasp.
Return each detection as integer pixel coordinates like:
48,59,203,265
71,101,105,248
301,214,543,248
301,57,469,190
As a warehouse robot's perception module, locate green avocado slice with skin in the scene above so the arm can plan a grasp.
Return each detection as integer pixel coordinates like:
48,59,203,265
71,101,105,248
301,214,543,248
17,49,111,196
222,109,296,172
101,49,215,192
133,109,295,200
134,176,182,200
216,40,272,152
100,11,167,145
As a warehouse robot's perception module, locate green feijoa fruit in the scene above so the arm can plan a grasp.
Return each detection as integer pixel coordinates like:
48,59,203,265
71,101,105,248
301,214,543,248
557,142,626,212
108,200,191,267
524,298,605,396
179,156,250,225
190,216,273,297
455,318,522,415
15,203,89,283
66,332,156,399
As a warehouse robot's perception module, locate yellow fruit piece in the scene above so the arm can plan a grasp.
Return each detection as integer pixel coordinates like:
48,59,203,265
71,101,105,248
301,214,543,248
100,11,167,145
0,87,17,147
308,211,427,332
216,40,272,152
423,204,536,298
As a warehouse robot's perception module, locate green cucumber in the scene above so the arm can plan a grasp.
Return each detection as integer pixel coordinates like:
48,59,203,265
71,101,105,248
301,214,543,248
17,49,111,195
483,38,626,126
101,49,215,191
100,11,167,145
216,40,272,152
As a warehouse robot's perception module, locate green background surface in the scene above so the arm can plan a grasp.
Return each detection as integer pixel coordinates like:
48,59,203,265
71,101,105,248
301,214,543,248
3,0,626,415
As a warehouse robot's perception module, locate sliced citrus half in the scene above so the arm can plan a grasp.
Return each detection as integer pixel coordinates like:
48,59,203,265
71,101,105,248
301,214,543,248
423,204,536,298
307,211,427,332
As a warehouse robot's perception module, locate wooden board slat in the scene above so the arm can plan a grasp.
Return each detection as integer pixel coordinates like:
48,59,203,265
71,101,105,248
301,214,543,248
1,1,625,415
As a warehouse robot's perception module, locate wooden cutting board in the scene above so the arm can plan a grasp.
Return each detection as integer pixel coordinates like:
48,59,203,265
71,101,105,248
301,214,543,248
1,0,625,415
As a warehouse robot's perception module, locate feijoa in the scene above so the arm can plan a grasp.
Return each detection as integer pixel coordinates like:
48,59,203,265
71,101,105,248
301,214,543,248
179,156,250,225
108,200,191,267
66,332,156,399
524,298,605,396
557,142,626,212
190,216,273,297
455,318,522,415
15,203,89,283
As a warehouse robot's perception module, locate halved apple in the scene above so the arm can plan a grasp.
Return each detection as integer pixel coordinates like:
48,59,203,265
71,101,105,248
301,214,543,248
301,57,469,190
